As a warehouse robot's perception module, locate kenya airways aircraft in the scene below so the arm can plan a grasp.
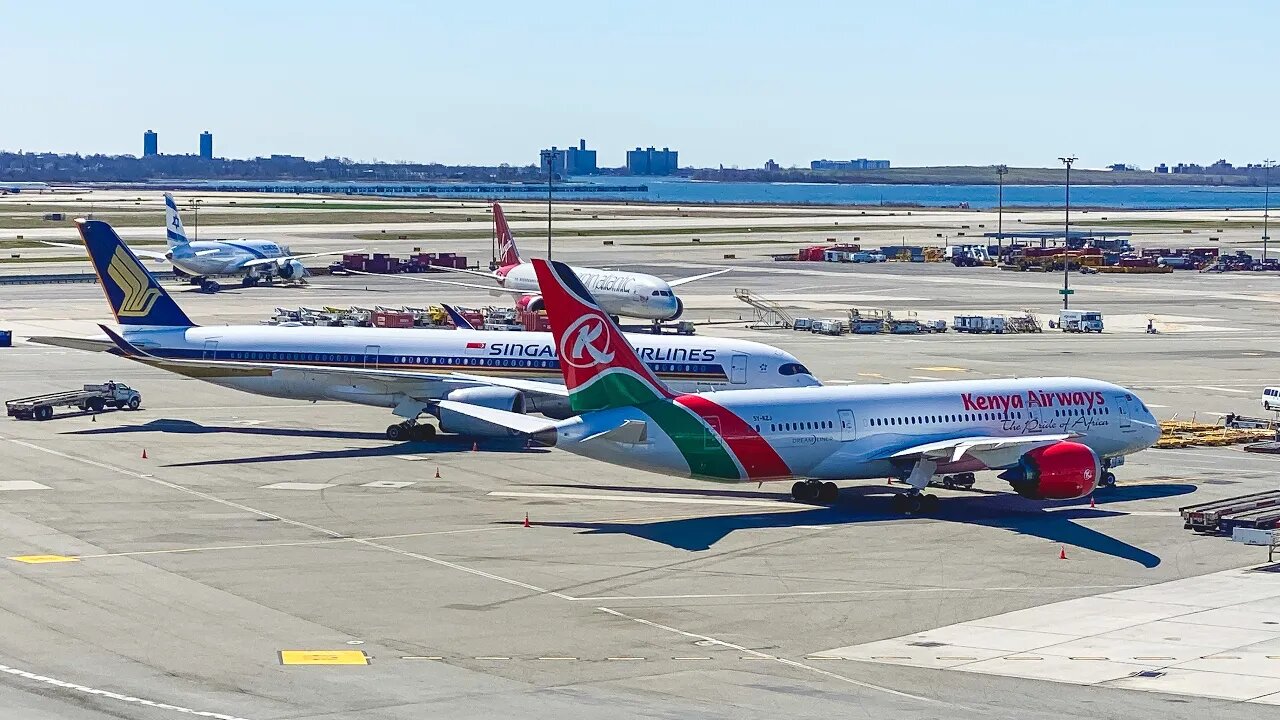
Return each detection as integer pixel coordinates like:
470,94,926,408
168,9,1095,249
440,259,1162,512
392,202,729,322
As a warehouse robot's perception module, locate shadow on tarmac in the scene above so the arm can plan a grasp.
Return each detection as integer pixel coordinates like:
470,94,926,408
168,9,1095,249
507,482,1197,567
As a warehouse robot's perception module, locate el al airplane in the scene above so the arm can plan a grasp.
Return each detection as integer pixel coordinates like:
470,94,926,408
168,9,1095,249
437,259,1163,512
379,202,730,323
143,193,357,293
35,219,819,441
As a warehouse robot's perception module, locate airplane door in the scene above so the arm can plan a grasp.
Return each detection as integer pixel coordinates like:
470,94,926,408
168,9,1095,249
202,340,218,360
1118,396,1133,431
838,409,856,441
730,353,748,384
363,344,381,369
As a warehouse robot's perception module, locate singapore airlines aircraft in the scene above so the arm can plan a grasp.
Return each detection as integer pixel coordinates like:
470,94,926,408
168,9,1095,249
35,220,820,441
384,202,729,322
437,259,1162,512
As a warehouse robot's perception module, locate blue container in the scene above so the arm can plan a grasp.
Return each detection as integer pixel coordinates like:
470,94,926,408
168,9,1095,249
0,330,11,347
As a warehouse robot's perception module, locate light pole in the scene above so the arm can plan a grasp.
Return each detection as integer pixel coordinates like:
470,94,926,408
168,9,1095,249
995,164,1008,261
1058,156,1077,310
540,149,554,259
192,198,203,242
1264,159,1274,265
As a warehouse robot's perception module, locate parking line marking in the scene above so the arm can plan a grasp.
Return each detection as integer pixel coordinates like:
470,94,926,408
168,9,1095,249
400,656,443,660
537,657,578,661
488,491,799,509
474,656,511,661
606,657,645,661
9,555,78,564
279,650,368,666
0,663,255,720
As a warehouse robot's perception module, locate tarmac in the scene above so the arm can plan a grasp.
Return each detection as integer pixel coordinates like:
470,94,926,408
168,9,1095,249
1,204,1280,718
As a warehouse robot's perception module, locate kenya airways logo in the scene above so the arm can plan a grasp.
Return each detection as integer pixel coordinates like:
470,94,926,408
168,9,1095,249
560,314,615,368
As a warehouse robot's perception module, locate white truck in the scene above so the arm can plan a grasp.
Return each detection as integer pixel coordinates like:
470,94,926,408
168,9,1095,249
1058,309,1104,333
811,319,846,336
7,382,141,421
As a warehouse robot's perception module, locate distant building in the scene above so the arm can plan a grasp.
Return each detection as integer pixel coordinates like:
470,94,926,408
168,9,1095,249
626,146,678,175
810,158,890,171
1154,163,1169,173
199,131,213,160
764,159,780,172
564,139,597,175
539,146,567,176
143,130,158,157
1107,163,1139,171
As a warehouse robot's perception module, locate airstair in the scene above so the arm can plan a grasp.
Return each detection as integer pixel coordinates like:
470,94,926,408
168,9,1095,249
733,288,794,329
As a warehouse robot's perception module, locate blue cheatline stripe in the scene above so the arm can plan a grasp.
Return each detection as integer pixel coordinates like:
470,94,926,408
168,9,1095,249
144,346,729,379
218,241,270,260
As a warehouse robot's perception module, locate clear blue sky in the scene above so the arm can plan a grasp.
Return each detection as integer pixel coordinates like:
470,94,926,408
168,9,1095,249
3,1,1275,169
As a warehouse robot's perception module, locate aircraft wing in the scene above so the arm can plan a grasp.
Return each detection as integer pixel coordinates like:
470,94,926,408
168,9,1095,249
430,265,502,280
433,400,556,435
348,270,525,296
240,248,364,269
27,335,115,352
448,373,569,397
41,240,171,263
667,268,732,287
885,434,1071,465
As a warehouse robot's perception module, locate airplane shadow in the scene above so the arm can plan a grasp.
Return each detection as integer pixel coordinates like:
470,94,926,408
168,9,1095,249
510,482,1197,567
66,418,387,441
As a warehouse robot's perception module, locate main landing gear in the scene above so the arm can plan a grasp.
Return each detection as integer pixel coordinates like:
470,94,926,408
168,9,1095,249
386,420,437,442
1099,471,1117,489
892,457,941,515
791,479,839,504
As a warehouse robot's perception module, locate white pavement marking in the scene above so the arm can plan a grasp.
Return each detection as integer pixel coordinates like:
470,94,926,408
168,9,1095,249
0,663,254,720
577,584,1143,602
817,564,1280,704
595,607,957,708
1192,386,1252,394
0,480,52,491
361,481,417,489
909,376,944,381
259,482,336,491
488,491,799,509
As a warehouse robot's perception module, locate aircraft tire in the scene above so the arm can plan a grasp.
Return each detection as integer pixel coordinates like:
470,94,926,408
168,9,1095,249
818,482,839,503
386,423,409,442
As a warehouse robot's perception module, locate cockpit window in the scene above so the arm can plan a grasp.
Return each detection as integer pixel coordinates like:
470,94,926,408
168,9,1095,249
778,362,811,376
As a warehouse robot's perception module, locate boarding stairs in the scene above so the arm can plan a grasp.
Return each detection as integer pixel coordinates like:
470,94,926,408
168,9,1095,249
733,288,795,329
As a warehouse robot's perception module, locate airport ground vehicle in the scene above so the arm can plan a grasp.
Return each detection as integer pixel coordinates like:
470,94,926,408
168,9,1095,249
440,259,1161,512
1059,310,1104,333
953,315,1005,334
1264,387,1280,412
7,381,140,420
811,319,846,335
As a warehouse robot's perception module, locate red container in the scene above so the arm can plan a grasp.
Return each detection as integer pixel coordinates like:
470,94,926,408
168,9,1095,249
372,311,414,328
519,310,550,332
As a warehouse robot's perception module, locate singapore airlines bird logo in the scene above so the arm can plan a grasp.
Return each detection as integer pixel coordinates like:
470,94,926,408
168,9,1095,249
560,315,615,369
107,246,160,317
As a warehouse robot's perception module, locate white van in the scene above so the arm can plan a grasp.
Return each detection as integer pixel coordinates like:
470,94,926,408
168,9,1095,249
1264,387,1280,412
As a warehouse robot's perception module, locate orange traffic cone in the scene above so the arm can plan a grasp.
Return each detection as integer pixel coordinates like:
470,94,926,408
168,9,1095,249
1089,495,1096,508
1059,546,1068,560
141,448,148,459
471,441,478,452
523,512,531,528
434,467,441,479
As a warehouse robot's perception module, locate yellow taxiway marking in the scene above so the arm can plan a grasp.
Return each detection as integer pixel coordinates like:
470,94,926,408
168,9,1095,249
856,372,885,378
915,366,969,373
9,555,78,564
279,650,368,666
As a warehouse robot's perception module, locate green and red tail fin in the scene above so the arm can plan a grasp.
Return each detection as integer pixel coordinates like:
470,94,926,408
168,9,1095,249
532,258,675,412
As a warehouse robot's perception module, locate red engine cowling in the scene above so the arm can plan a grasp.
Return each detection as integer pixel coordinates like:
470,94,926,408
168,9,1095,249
1003,441,1100,500
515,294,544,312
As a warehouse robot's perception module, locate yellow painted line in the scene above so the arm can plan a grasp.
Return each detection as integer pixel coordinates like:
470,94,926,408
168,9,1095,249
279,650,368,666
1200,655,1241,660
474,656,511,661
605,657,646,661
1069,656,1109,661
915,366,969,373
740,656,775,660
674,656,712,660
536,657,577,661
857,372,885,378
9,555,78,564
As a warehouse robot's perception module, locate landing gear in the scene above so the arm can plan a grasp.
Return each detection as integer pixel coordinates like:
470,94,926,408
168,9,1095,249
891,492,940,514
386,420,437,442
1100,471,1117,489
199,279,221,293
790,480,839,504
937,472,976,490
241,276,260,288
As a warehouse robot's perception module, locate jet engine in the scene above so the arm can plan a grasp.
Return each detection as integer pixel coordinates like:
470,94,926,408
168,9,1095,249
277,259,306,280
435,386,527,436
515,295,544,313
999,441,1100,500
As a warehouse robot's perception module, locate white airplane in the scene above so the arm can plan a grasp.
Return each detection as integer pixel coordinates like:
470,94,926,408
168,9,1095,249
36,219,820,441
436,259,1163,512
384,202,729,323
143,193,357,293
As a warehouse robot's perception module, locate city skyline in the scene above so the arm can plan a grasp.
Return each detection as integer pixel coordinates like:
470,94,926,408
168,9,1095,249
2,1,1276,169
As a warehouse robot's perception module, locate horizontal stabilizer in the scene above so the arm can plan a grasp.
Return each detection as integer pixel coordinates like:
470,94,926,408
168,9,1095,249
433,400,556,436
26,336,115,352
581,419,648,444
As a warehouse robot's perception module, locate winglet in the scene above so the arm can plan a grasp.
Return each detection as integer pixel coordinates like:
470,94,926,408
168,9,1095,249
441,304,476,330
531,258,674,412
79,219,196,327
